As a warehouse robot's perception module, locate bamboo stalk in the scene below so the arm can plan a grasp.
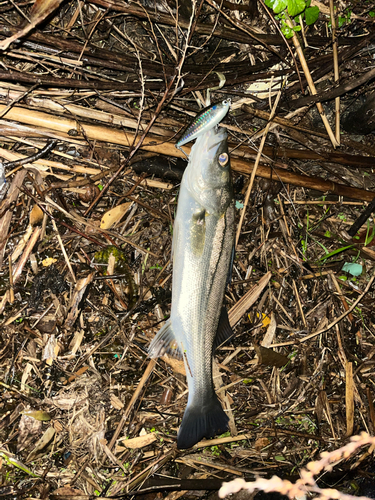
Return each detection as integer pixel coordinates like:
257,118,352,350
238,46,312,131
0,105,374,201
329,0,341,145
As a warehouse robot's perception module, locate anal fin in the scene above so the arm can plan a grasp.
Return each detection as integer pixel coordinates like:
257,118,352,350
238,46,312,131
213,307,234,352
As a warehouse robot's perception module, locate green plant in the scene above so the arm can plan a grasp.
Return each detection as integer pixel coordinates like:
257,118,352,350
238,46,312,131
364,220,375,246
265,0,320,39
319,244,353,263
150,263,163,270
211,445,221,456
338,8,352,27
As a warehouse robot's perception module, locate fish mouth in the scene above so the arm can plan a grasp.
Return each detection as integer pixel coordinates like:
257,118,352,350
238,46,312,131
191,127,227,163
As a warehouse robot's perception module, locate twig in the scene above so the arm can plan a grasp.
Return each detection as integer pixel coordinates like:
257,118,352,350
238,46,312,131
235,90,282,246
345,361,354,437
51,218,76,283
286,18,338,148
271,268,375,347
3,139,58,169
107,359,157,452
258,0,303,92
83,78,177,217
347,195,375,237
0,82,40,119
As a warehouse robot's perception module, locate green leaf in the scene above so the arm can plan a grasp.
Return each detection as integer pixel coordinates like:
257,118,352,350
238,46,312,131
0,450,39,477
21,410,51,421
264,0,276,8
305,6,320,24
342,262,362,277
319,244,354,261
281,20,295,38
272,0,288,14
243,378,253,384
287,0,306,16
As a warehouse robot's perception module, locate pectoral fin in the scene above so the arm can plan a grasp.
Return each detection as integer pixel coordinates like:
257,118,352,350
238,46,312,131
149,319,182,359
213,307,235,352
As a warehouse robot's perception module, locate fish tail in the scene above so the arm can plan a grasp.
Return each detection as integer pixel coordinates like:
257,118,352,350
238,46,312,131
177,394,229,449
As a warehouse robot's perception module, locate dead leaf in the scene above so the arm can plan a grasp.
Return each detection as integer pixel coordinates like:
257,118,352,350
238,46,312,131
100,202,132,229
17,414,43,451
229,272,271,327
27,426,55,461
261,312,277,347
120,432,157,449
52,485,86,497
254,437,269,451
29,204,44,226
42,257,58,267
65,273,95,327
110,394,124,410
162,355,186,376
254,344,289,368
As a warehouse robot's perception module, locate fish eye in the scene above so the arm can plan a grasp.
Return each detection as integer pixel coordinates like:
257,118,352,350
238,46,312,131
223,98,231,106
218,153,229,166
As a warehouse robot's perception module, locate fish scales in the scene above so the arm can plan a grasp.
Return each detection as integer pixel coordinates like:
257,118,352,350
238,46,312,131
150,126,235,448
175,99,231,152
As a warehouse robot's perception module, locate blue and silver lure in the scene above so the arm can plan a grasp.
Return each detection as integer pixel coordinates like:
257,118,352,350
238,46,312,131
175,99,231,154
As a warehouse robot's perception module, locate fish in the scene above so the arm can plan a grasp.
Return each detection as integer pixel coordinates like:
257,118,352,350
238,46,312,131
175,99,231,154
150,126,235,449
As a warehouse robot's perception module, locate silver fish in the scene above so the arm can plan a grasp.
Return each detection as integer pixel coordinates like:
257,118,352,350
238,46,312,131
175,99,231,153
150,126,235,449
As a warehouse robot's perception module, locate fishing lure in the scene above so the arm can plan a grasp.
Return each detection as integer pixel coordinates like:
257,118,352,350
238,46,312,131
175,99,231,154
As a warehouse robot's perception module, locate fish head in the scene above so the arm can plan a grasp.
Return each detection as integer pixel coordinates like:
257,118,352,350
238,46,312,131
187,127,233,216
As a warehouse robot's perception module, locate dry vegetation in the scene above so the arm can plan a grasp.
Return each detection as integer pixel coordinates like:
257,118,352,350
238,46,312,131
0,0,375,498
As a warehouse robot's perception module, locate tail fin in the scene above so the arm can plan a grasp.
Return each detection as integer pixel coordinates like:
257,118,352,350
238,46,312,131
177,395,229,449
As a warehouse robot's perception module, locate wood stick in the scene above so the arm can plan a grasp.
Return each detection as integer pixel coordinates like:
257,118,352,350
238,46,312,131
108,358,156,452
287,20,338,148
228,272,271,327
345,361,354,437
